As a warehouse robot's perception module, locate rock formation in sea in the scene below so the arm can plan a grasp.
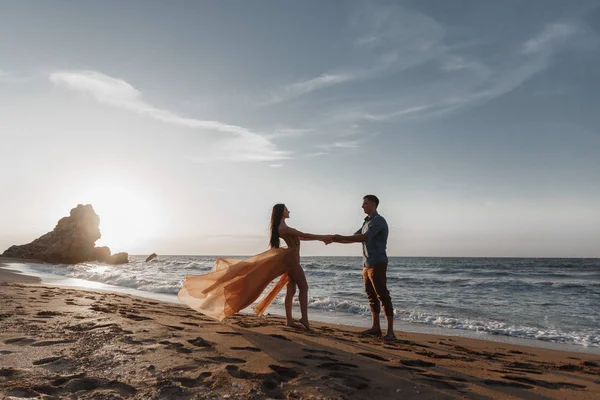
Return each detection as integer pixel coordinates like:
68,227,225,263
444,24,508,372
145,253,158,262
1,204,129,264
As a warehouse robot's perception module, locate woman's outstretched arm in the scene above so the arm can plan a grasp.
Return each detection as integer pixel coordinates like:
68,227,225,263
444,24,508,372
279,225,331,242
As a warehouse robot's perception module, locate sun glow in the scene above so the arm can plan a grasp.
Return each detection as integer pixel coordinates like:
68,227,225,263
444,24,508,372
80,185,161,253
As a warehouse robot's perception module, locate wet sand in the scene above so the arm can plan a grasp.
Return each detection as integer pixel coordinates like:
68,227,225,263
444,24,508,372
1,264,599,399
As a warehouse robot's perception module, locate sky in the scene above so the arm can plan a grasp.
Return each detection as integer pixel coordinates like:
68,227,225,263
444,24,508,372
1,0,599,258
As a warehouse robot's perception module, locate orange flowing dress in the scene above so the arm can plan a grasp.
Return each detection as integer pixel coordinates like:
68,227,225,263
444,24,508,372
178,234,300,320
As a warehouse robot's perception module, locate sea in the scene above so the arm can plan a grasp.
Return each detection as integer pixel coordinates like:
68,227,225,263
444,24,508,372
7,256,600,353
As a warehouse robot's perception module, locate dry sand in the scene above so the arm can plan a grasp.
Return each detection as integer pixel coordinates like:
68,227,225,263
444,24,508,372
1,263,599,399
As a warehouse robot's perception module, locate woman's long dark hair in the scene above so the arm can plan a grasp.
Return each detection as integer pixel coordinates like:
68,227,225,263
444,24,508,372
270,203,285,248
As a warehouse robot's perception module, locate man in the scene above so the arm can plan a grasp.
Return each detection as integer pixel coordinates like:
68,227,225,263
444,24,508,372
331,195,395,340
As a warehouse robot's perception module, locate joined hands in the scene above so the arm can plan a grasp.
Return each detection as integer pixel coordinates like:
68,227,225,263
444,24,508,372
321,234,343,245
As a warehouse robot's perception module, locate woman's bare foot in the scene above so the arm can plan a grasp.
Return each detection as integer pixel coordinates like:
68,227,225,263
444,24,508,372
299,317,310,331
382,332,397,341
359,328,382,336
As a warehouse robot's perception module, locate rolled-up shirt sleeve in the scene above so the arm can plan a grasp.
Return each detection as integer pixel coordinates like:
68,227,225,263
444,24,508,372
365,218,385,241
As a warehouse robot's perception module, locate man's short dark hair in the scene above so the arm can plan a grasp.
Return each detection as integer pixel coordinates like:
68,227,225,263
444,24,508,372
363,194,379,207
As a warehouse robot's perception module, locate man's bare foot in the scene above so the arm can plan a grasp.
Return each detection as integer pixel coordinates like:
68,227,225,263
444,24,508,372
299,317,310,331
382,332,397,341
286,321,304,329
359,328,382,336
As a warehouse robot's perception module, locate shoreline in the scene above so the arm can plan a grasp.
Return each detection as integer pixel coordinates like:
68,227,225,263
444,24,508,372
3,259,600,398
2,277,600,398
2,258,599,356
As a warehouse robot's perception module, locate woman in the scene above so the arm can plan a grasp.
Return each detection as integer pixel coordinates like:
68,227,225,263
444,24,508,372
178,204,331,330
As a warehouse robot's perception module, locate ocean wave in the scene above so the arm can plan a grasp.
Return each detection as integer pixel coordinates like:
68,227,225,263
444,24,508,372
21,256,600,348
275,296,600,347
399,311,600,347
26,262,184,295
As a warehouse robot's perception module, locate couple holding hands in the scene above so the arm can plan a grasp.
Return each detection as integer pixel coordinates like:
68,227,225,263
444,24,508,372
179,194,395,341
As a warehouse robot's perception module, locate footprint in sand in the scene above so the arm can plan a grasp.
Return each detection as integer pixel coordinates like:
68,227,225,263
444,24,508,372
62,377,137,396
121,313,153,321
304,355,338,362
216,331,243,336
357,352,389,362
206,356,246,364
400,359,436,368
35,311,63,318
268,365,298,381
283,360,307,366
159,340,194,354
28,319,48,324
66,322,121,332
225,365,252,379
187,337,213,348
165,325,185,331
231,346,261,352
415,350,458,360
5,388,40,398
303,348,335,355
31,339,76,347
502,375,586,390
5,337,36,345
0,367,22,378
90,304,117,313
33,356,64,365
268,334,291,341
558,364,584,372
504,367,543,375
181,322,200,327
318,362,358,371
225,365,284,398
168,371,211,388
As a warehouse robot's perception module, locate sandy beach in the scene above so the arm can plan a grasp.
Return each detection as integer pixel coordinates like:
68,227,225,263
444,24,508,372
1,262,599,400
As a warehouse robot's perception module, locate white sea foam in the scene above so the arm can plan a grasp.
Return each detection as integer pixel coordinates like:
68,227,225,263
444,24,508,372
18,255,600,348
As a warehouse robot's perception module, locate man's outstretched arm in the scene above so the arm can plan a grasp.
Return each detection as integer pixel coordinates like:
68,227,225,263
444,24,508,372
332,233,368,243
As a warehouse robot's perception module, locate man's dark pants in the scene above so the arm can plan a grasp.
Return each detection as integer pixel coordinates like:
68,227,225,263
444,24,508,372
362,261,393,316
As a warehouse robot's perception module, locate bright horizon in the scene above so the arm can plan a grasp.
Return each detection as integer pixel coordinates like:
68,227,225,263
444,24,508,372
1,1,599,258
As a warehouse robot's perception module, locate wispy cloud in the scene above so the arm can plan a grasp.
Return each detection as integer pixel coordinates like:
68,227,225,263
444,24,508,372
322,20,585,125
263,73,353,105
262,5,446,105
303,152,328,158
522,23,578,55
317,140,361,150
49,70,290,162
329,104,435,123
